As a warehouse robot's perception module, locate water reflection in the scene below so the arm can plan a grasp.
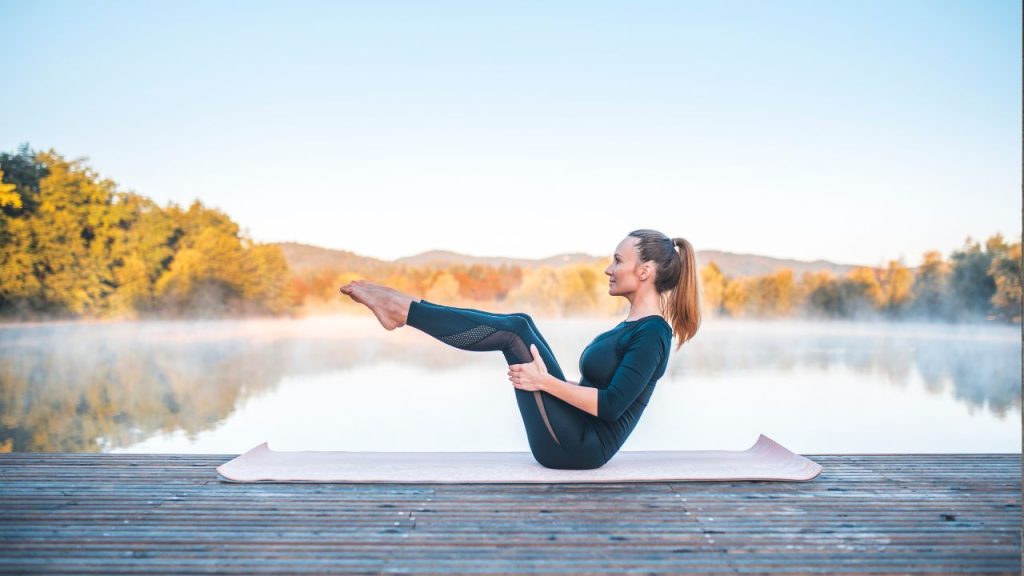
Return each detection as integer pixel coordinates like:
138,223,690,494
676,320,1021,418
0,316,1018,452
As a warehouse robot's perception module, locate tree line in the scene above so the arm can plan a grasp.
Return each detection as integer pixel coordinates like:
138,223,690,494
698,236,1020,323
0,145,292,318
2,145,1019,323
298,236,1020,324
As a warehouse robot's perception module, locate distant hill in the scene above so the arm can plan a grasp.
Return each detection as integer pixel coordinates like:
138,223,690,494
273,242,874,279
274,242,392,276
696,250,865,278
394,250,604,269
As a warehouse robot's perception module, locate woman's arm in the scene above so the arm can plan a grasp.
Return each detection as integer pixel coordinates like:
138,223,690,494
540,376,598,418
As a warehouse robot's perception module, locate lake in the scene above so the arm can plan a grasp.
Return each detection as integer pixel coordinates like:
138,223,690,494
0,314,1019,455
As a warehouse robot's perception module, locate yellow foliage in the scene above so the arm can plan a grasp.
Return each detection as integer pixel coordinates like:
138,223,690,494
756,268,797,316
798,270,835,299
155,247,204,300
425,271,460,303
699,262,726,316
109,254,151,318
846,267,885,309
505,266,563,316
0,169,21,209
722,277,752,317
242,244,293,313
880,260,914,310
559,264,600,314
2,145,1017,324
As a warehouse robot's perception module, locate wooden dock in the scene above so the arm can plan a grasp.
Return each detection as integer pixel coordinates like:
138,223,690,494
0,452,1020,574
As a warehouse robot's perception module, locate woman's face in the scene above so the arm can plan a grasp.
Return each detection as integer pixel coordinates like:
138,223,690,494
605,236,651,296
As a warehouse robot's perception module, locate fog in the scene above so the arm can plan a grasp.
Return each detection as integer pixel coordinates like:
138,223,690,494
0,315,1018,454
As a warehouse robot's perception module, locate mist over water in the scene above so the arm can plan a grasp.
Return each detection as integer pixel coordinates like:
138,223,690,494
0,315,1018,454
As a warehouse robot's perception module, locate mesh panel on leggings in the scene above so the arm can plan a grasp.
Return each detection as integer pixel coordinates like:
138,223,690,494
505,330,563,448
439,325,498,348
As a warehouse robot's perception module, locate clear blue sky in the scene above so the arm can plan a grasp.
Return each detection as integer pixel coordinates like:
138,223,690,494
3,0,1020,267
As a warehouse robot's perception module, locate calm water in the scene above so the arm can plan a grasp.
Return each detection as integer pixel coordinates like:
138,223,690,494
0,315,1019,454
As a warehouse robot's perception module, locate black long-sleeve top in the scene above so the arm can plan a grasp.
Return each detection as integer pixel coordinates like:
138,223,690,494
577,315,672,460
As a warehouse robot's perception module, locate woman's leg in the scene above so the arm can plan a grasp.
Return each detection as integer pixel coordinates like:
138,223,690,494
406,299,605,469
418,299,557,359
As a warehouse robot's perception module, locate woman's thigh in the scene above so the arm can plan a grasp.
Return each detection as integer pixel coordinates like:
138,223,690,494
415,301,557,350
408,300,606,468
496,314,606,468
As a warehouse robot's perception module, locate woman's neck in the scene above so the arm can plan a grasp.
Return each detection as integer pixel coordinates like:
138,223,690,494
625,292,663,321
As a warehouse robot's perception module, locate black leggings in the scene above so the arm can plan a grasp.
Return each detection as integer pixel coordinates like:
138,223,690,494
406,299,607,470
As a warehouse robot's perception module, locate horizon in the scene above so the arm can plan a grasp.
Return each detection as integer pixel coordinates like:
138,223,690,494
274,239,953,270
3,0,1020,267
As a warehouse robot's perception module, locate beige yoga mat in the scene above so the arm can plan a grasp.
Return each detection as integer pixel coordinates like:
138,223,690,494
216,433,822,483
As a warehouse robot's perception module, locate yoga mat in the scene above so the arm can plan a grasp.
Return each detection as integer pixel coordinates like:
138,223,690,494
216,433,822,483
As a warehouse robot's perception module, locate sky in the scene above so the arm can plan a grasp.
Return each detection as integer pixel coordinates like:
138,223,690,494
2,0,1020,267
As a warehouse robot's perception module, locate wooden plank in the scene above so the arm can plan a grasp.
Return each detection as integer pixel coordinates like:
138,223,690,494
0,453,1019,574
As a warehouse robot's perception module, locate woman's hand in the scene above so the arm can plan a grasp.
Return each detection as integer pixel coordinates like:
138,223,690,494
507,343,549,392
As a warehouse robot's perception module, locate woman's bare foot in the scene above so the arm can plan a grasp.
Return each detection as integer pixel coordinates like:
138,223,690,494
339,280,413,331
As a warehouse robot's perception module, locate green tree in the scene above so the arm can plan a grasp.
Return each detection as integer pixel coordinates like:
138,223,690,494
946,237,997,321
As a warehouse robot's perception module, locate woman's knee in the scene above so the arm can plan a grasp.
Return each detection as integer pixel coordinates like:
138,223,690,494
513,312,543,333
507,314,534,337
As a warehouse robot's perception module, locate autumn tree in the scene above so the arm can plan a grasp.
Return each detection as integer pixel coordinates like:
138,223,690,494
879,259,915,317
758,268,798,317
0,145,294,319
0,152,46,313
0,148,50,313
989,241,1022,322
910,251,950,319
425,271,460,303
801,270,841,318
699,261,727,317
840,267,884,318
721,277,753,317
506,266,563,316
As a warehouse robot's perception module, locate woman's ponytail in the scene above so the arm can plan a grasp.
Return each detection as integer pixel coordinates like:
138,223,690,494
667,237,701,351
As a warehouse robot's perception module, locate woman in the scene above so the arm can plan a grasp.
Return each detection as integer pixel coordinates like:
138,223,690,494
339,229,701,470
